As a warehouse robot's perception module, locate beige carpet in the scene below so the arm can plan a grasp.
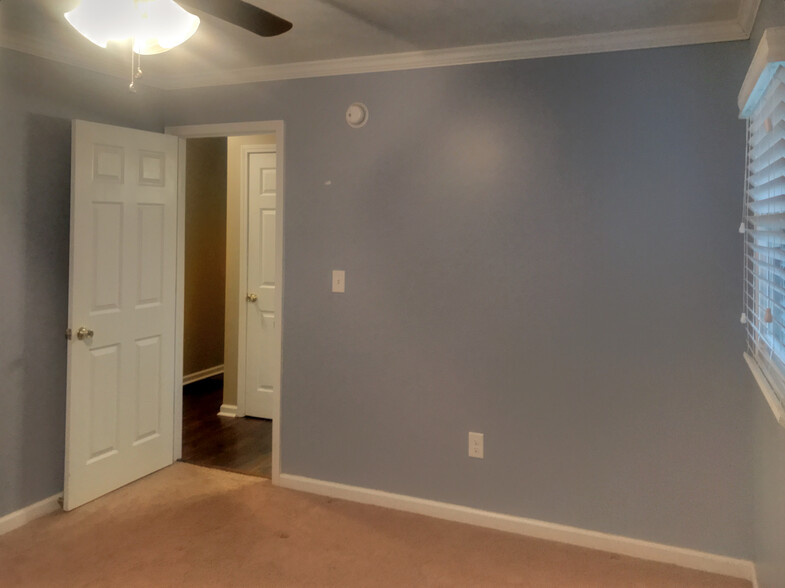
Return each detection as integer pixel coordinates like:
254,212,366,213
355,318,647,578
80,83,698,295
0,463,750,587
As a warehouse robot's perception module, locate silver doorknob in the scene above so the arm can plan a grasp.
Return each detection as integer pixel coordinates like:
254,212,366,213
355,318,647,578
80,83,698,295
76,327,94,340
247,293,258,302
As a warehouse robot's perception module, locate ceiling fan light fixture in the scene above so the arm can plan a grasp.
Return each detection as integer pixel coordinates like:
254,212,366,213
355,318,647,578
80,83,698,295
64,0,200,55
64,0,135,48
132,0,200,55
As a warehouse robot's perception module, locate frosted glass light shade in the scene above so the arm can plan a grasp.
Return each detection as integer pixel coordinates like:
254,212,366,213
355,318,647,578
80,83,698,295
65,0,200,55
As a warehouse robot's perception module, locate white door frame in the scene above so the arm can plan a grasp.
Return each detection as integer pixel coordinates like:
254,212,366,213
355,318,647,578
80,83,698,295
165,121,285,485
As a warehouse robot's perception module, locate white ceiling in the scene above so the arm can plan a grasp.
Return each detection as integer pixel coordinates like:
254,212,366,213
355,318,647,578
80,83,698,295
0,0,760,89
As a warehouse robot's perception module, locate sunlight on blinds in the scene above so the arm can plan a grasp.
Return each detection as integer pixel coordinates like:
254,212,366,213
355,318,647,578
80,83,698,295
743,66,785,420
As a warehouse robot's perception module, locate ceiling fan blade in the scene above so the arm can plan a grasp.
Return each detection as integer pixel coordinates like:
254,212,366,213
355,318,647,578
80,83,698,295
178,0,292,37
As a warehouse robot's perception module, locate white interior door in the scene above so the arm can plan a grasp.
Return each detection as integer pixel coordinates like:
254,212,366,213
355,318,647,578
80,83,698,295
64,120,179,510
244,149,277,419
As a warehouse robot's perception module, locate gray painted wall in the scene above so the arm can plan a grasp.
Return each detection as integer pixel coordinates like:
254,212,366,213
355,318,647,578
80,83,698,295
165,42,754,557
0,48,164,517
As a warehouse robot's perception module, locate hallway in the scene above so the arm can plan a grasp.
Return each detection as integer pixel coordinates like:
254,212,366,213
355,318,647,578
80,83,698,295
181,375,271,478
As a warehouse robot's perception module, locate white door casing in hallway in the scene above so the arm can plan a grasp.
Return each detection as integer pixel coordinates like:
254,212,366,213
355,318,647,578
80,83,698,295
165,120,284,484
244,148,278,420
64,120,179,510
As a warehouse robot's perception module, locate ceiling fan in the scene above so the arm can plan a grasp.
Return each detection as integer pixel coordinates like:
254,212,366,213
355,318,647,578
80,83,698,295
177,0,292,38
63,0,292,89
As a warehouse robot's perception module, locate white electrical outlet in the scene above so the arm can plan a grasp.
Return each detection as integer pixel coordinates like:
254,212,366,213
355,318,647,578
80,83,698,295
332,270,345,293
468,432,484,459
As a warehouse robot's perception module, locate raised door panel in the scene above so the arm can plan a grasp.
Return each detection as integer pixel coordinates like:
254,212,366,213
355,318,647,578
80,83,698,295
257,209,276,310
134,336,162,444
91,203,123,314
87,345,120,463
137,204,165,307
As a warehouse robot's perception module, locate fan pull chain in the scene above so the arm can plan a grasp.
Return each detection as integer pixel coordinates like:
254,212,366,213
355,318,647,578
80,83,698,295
129,45,143,93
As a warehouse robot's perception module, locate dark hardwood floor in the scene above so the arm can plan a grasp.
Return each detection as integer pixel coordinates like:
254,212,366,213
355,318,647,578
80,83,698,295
181,375,272,478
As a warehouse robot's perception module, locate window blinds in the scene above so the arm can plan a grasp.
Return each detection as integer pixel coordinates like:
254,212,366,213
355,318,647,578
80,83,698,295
743,66,785,410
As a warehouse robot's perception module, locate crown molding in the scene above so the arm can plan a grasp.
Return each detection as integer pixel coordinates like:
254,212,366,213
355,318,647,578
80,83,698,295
738,0,762,36
1,8,759,91
160,19,752,90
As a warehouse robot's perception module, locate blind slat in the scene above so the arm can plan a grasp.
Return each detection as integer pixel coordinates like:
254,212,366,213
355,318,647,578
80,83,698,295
752,266,785,292
746,319,775,351
749,176,785,199
747,252,785,272
742,286,785,334
752,83,785,136
749,255,785,278
747,228,785,241
745,302,785,334
750,155,785,182
749,269,785,300
748,193,785,212
750,160,785,187
749,212,785,229
752,103,785,141
750,244,785,264
751,121,785,159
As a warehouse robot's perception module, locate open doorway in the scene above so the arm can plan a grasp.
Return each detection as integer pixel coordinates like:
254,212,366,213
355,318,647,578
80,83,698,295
178,130,280,479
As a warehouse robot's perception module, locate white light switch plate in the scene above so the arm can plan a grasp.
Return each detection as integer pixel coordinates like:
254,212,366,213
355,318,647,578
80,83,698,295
332,270,346,293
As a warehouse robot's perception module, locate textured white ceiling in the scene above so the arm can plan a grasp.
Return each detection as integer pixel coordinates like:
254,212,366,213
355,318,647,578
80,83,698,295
0,0,755,87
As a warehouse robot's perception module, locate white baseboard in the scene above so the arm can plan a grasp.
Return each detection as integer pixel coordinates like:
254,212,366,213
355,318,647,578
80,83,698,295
218,403,238,418
183,364,224,386
278,474,755,583
0,494,62,536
